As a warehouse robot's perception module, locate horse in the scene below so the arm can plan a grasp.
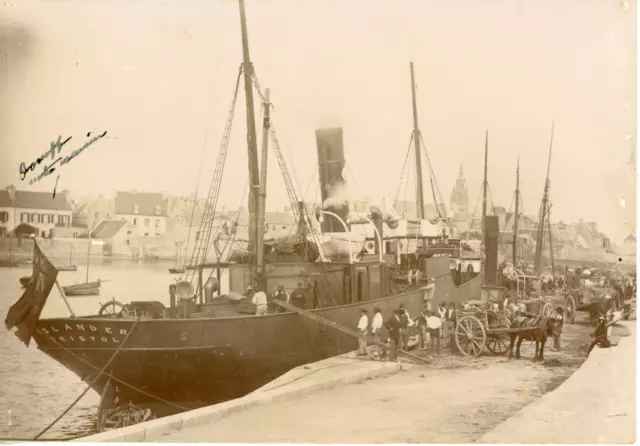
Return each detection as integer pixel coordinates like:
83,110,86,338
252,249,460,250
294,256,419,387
507,315,555,361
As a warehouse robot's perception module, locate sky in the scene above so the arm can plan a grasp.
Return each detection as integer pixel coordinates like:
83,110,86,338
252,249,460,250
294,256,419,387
0,0,637,242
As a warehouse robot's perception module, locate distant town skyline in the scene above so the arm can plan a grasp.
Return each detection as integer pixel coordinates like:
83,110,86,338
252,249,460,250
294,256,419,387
1,0,635,243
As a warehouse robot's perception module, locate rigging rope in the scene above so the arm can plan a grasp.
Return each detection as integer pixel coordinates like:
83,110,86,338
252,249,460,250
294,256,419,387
34,317,142,440
45,336,187,413
418,131,446,213
392,133,414,209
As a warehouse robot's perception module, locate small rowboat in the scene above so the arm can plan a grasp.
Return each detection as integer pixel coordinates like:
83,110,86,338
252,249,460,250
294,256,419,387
58,265,78,272
63,280,101,296
168,267,185,274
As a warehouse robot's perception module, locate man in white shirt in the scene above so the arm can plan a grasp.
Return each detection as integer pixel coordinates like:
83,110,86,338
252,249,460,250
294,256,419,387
426,311,442,354
252,287,268,315
424,278,436,310
370,307,384,358
356,309,369,356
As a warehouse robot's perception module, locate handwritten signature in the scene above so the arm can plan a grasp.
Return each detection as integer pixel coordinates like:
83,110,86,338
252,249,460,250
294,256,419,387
19,131,108,186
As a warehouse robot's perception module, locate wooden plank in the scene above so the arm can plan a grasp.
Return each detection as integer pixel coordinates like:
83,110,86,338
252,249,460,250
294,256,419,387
273,299,431,365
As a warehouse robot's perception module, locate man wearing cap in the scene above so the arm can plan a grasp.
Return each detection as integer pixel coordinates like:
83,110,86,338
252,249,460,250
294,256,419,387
371,307,385,358
271,284,290,313
384,309,403,361
426,311,442,354
424,277,436,311
588,313,611,356
356,308,370,356
550,306,564,351
398,303,413,350
252,287,268,315
290,281,310,309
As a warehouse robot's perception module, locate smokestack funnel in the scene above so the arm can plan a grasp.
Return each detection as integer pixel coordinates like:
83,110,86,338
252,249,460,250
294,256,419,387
315,127,349,233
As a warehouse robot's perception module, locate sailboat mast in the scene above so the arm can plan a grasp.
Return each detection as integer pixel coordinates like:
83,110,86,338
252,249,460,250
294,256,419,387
482,130,488,234
85,217,92,283
481,130,488,284
512,156,520,266
534,121,554,276
238,0,261,260
409,62,425,220
256,88,270,281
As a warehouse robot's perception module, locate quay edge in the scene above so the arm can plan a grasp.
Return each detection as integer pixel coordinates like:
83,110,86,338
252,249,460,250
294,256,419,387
73,354,404,442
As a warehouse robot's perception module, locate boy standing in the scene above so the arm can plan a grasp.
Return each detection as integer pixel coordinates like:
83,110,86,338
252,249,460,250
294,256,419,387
551,306,564,351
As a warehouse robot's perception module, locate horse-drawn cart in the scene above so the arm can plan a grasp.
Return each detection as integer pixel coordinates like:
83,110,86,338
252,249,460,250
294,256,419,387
454,286,513,357
564,280,619,325
453,285,557,358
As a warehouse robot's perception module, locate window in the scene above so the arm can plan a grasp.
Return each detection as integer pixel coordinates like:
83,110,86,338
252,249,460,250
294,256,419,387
21,213,28,223
195,230,200,241
38,214,43,223
0,227,5,236
144,232,149,237
155,219,160,228
155,205,162,216
133,218,137,226
133,205,139,214
144,219,149,227
31,213,37,222
0,211,7,223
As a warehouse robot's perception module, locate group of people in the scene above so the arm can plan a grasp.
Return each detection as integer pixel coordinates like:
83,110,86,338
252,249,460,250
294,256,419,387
355,299,460,361
249,281,314,315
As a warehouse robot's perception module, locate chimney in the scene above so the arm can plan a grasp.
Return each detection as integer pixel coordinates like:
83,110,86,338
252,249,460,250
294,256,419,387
315,127,349,233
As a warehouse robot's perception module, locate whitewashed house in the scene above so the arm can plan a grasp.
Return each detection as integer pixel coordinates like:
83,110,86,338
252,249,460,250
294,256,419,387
114,191,168,238
0,185,72,237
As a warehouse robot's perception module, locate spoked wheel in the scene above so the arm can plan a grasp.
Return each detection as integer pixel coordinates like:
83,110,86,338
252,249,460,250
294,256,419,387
454,315,487,357
98,300,128,318
541,302,554,319
486,334,510,355
565,294,576,324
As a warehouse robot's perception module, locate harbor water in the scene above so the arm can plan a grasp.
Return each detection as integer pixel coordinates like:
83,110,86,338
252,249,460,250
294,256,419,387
0,260,229,440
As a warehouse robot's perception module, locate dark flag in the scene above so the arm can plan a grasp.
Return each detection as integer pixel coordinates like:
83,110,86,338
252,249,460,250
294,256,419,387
4,243,59,346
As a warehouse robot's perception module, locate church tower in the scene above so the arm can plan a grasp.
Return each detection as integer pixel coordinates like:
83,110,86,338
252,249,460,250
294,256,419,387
449,165,469,212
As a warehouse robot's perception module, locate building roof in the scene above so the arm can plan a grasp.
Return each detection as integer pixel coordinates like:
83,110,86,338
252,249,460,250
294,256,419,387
115,191,167,216
0,188,72,211
90,219,128,238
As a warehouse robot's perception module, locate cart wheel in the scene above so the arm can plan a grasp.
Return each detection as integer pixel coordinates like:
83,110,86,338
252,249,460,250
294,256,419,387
565,294,576,324
454,315,487,357
541,302,554,319
486,334,510,355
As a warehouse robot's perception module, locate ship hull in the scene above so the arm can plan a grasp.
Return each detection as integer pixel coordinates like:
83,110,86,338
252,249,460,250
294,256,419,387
34,288,428,408
33,269,480,416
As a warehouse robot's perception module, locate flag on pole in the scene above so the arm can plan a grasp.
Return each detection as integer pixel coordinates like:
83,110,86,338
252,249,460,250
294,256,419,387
4,243,59,346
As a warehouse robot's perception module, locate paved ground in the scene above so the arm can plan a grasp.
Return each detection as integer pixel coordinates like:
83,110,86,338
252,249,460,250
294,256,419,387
480,321,636,444
157,315,605,443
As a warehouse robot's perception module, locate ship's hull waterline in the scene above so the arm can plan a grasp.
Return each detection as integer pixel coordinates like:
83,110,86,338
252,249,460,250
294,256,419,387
33,275,478,409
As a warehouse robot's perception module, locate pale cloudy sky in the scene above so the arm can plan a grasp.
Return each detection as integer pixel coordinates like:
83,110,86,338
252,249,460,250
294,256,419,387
0,0,636,241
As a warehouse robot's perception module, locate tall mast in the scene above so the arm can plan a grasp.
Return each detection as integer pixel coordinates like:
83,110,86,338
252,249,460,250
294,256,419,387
480,130,489,284
534,120,554,276
256,88,270,282
410,62,425,220
238,0,261,259
512,156,520,266
482,130,488,234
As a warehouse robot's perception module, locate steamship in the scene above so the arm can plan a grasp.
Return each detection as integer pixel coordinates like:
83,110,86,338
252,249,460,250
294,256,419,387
5,0,485,430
